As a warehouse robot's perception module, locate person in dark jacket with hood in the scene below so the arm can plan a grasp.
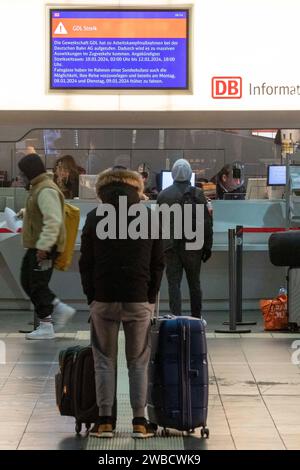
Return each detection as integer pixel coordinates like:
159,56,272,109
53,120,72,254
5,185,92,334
79,167,164,439
157,159,213,318
18,154,75,340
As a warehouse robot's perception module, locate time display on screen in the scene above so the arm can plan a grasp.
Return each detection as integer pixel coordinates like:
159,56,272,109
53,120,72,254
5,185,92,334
50,9,189,90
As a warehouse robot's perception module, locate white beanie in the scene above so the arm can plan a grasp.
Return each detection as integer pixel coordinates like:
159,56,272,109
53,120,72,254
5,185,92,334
171,159,192,182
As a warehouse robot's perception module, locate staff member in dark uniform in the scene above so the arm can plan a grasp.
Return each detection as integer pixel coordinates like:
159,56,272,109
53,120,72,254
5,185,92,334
213,164,246,200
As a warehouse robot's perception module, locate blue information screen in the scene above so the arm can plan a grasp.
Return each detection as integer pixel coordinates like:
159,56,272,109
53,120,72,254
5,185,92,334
50,9,189,89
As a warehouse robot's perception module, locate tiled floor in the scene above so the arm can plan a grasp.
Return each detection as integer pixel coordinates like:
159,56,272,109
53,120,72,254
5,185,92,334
0,311,299,450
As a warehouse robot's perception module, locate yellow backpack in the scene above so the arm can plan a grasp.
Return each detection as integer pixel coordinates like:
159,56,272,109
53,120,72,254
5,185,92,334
54,203,80,271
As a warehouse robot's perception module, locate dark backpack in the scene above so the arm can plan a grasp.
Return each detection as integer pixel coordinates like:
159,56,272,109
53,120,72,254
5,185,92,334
179,187,213,249
180,187,198,237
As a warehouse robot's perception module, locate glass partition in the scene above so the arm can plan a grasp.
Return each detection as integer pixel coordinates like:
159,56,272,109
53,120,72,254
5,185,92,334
1,128,299,201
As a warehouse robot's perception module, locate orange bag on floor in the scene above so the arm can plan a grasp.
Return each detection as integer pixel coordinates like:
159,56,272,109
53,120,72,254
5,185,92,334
259,295,288,331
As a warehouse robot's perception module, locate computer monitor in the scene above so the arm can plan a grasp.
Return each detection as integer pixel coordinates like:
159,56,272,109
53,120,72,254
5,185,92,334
161,171,196,190
245,178,267,199
267,165,286,186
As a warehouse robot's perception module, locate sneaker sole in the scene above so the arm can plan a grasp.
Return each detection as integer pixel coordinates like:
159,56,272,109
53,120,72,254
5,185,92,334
131,432,155,439
89,432,114,438
26,335,55,340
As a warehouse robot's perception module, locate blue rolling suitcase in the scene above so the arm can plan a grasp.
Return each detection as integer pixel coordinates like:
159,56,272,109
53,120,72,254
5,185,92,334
147,316,209,437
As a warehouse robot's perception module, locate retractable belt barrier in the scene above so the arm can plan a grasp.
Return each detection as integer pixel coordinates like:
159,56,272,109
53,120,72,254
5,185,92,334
240,227,300,233
236,228,300,329
213,226,300,334
215,228,252,334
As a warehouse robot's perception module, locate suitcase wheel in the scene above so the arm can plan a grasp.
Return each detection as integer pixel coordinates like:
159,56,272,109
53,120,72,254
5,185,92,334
200,427,209,439
75,421,82,435
187,428,196,434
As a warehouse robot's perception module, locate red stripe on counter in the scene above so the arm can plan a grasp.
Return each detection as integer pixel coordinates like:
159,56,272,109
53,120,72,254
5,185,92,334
0,228,21,233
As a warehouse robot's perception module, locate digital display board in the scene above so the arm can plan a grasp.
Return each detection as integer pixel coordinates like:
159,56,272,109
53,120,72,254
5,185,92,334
50,9,189,90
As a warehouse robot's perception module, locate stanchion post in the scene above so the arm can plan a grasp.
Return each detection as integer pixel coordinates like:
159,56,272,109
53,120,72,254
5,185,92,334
235,225,257,326
215,228,251,334
236,225,243,323
229,228,237,331
223,225,257,327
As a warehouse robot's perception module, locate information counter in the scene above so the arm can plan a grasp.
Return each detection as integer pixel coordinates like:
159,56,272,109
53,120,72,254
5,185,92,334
0,199,287,312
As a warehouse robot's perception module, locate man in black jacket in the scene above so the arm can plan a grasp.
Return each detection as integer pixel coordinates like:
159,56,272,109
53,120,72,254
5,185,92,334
79,168,164,439
157,159,213,318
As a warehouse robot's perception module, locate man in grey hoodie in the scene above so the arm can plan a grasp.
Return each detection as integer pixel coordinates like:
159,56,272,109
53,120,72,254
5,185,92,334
157,159,213,318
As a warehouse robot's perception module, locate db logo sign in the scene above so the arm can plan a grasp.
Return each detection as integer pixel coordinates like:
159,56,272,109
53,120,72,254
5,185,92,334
212,77,242,99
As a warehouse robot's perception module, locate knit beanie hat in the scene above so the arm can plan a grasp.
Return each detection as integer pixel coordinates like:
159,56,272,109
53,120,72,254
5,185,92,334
171,159,192,182
18,154,46,181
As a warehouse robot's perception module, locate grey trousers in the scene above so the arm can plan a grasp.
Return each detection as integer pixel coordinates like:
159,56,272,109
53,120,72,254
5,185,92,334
90,301,153,419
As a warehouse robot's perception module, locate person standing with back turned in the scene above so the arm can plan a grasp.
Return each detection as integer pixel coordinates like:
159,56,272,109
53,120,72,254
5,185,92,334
79,167,164,438
157,159,213,319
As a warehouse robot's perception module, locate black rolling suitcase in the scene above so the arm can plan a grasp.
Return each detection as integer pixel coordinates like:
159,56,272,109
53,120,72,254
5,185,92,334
269,231,300,267
55,345,117,434
287,268,300,331
55,345,99,434
147,316,209,437
268,232,300,331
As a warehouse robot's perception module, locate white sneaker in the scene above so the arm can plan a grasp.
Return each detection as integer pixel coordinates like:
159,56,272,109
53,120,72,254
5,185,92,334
26,322,55,340
52,301,76,331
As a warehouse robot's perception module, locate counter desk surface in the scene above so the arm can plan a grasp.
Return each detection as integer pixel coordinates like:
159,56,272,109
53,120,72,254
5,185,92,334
71,198,287,250
0,199,287,311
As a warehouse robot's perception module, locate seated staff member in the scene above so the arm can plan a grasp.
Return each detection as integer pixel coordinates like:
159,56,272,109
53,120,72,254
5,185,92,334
53,155,80,199
212,164,246,200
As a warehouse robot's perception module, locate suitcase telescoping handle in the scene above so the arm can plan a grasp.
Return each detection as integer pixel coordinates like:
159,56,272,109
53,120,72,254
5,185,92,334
151,292,177,325
151,295,176,324
151,291,160,325
155,291,160,319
